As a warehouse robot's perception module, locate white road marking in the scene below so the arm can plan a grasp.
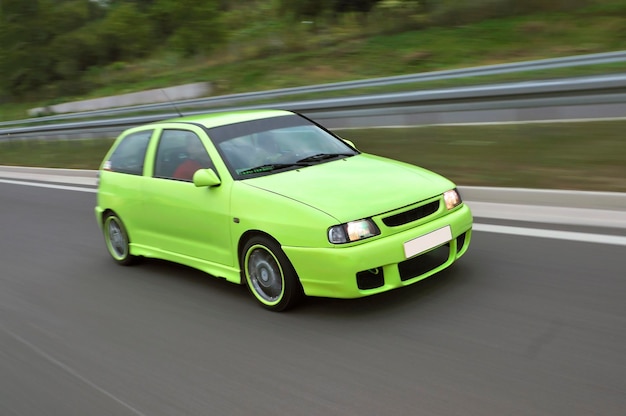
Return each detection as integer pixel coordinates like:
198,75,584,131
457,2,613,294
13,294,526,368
1,326,148,416
0,178,96,193
474,223,626,246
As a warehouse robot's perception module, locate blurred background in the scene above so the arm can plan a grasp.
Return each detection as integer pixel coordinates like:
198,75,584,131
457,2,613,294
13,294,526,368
0,0,625,190
1,0,624,108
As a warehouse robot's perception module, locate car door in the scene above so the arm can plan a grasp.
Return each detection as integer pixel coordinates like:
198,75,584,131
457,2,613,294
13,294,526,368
139,127,234,267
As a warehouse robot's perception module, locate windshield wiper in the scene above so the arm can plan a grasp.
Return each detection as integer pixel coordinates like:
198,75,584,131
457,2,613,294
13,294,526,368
296,153,353,163
239,154,353,175
238,163,307,176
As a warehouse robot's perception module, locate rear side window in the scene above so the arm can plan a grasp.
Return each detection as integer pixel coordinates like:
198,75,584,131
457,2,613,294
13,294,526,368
104,130,152,175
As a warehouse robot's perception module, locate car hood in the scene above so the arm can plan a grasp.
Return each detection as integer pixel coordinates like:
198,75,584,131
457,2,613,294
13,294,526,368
243,154,455,222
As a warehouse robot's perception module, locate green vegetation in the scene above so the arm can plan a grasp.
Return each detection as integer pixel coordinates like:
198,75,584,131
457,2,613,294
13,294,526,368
1,1,625,193
1,121,625,192
343,121,626,193
0,138,114,169
1,0,626,121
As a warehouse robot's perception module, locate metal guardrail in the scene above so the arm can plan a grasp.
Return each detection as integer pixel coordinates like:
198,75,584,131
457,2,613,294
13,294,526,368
1,52,626,139
1,50,625,128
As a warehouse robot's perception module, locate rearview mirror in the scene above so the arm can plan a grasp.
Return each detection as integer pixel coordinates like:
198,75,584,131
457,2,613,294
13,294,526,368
193,168,221,187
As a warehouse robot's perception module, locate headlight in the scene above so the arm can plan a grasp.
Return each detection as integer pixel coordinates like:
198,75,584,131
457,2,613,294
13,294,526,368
443,189,462,210
328,219,380,244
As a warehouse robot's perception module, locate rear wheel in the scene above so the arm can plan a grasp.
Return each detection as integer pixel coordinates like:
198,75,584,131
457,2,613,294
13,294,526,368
242,236,302,312
103,213,136,265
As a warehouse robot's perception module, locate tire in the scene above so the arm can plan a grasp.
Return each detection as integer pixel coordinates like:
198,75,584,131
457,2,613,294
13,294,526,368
242,236,303,311
103,213,137,266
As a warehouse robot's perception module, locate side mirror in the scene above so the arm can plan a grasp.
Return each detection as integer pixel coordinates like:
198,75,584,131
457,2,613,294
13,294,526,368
193,168,221,187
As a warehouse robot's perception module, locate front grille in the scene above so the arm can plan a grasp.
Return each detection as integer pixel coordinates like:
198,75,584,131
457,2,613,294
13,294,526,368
382,200,440,227
356,267,385,290
398,244,449,281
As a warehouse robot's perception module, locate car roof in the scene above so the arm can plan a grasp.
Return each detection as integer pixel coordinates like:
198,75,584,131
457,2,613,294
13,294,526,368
160,109,294,129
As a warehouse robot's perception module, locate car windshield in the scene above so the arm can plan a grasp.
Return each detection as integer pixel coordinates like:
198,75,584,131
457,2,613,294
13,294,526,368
208,114,359,179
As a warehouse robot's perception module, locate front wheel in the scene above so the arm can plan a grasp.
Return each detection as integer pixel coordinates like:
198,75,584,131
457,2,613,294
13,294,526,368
103,213,137,266
242,236,303,312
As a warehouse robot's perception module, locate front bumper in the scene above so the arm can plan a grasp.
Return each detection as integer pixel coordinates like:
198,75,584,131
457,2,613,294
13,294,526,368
283,204,472,298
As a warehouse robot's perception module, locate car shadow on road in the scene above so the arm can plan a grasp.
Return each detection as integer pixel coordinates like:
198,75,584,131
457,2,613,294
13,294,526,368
132,257,249,299
128,256,477,318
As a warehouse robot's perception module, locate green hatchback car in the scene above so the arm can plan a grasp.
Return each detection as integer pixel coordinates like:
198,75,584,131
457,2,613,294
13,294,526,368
95,109,472,311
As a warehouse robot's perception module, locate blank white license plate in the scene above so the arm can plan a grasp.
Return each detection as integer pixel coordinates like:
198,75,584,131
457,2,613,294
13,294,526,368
403,226,452,259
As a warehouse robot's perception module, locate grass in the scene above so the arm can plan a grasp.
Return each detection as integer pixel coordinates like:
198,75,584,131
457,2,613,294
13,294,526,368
0,138,114,170
341,121,626,193
1,120,625,193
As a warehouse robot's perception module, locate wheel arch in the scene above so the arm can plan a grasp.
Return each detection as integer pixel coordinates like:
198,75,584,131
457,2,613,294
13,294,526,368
101,209,136,245
101,208,116,224
237,230,281,284
101,209,138,265
238,230,303,311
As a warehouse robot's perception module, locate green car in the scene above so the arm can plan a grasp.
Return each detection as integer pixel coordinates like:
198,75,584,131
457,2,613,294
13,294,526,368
95,109,472,311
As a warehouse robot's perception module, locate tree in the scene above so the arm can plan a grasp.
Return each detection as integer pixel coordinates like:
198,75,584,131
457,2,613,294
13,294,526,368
278,0,380,18
149,0,224,56
334,0,379,13
98,2,153,61
0,0,107,96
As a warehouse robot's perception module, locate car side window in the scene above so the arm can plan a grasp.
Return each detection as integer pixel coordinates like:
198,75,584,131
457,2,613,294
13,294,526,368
105,130,152,175
154,130,213,181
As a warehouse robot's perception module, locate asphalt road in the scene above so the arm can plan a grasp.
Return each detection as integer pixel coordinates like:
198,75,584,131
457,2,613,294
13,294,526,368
1,182,625,416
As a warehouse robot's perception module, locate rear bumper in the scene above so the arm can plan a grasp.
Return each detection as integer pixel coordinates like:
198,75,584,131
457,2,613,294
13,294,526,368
94,206,104,230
